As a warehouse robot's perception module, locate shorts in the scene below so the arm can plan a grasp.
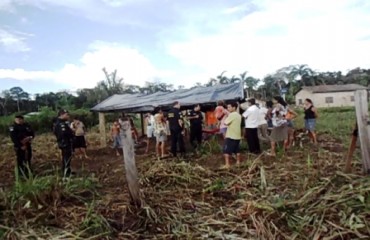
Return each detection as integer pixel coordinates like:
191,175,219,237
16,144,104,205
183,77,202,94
156,133,167,143
220,128,227,135
73,136,87,149
112,135,122,148
147,127,155,138
223,138,240,155
305,119,316,132
287,120,294,128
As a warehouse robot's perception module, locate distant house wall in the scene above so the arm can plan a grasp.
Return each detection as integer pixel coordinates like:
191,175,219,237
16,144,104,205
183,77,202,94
295,90,356,108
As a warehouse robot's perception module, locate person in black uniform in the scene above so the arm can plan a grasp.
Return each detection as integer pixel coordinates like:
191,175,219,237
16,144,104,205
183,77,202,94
54,109,74,178
167,101,186,157
9,115,35,178
187,104,203,149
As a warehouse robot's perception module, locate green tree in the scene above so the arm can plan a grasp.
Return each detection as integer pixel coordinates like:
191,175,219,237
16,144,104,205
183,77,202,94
9,87,30,112
0,90,11,116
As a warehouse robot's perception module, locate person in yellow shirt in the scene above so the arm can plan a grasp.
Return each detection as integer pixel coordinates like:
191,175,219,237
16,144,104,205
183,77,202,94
222,102,242,169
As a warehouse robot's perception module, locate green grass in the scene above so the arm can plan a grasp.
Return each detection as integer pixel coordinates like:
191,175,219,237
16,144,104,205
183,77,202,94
293,106,357,143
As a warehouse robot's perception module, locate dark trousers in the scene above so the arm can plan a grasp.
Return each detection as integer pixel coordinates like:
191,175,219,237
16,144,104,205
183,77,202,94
170,129,185,157
61,146,73,177
15,144,32,177
245,128,261,154
190,125,202,149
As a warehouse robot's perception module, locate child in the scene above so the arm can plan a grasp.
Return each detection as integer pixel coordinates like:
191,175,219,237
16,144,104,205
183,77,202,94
111,120,121,156
154,113,168,158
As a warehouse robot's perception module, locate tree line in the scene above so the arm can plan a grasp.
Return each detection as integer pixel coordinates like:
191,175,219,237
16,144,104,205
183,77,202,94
1,65,369,116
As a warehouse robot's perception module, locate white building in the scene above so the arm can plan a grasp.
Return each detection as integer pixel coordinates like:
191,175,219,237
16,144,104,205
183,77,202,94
295,84,368,108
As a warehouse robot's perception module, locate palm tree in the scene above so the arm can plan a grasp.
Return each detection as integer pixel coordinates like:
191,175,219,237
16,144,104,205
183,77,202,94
209,71,229,85
289,64,315,86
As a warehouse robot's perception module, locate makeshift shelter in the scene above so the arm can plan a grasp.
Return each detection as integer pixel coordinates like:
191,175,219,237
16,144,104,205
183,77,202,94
91,82,244,147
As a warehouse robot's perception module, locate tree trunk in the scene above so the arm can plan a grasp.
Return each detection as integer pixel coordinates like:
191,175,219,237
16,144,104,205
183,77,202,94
120,120,142,207
17,99,20,112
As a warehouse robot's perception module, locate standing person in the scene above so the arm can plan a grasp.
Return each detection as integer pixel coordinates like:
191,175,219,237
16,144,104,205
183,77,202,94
154,112,168,158
187,104,204,150
167,101,186,158
54,109,74,178
145,112,156,154
129,117,139,144
222,102,242,169
70,117,89,159
214,100,229,138
285,107,298,148
111,120,121,156
304,98,318,144
266,101,274,129
9,115,35,178
242,98,261,154
268,97,289,157
257,103,269,142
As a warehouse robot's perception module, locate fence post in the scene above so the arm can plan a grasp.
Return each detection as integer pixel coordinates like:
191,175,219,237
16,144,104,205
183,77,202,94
120,120,142,207
354,90,370,174
98,112,107,148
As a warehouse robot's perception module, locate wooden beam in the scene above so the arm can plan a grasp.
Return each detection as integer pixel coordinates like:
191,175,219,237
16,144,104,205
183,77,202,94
140,113,145,137
98,112,107,148
120,120,141,207
354,90,370,174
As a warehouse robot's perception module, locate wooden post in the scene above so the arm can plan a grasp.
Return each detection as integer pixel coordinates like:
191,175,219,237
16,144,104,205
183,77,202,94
354,90,370,174
98,112,107,148
120,120,141,207
140,113,145,137
344,127,357,173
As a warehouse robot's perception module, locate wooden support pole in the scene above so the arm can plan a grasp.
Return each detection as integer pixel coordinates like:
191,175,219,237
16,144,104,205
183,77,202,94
98,112,107,148
345,130,357,173
140,113,145,137
354,90,370,174
120,120,141,207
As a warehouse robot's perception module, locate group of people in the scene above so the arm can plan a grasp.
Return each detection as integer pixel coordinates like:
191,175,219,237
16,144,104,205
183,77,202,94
9,109,89,179
9,97,319,178
135,97,319,168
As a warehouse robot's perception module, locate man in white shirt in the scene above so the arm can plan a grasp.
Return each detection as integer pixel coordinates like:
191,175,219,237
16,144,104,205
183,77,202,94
242,98,261,154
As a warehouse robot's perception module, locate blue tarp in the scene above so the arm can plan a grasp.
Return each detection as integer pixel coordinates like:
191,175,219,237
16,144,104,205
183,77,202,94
91,82,244,113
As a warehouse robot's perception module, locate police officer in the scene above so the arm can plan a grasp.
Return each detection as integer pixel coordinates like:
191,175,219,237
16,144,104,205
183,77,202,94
167,101,186,158
9,115,35,178
54,109,74,178
187,104,203,149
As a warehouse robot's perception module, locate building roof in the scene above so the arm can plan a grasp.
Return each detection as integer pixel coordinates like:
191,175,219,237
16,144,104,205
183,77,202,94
298,84,368,94
91,82,244,113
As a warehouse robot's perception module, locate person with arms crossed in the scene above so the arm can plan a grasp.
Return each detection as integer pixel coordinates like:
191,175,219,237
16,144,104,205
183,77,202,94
54,109,74,178
9,115,35,178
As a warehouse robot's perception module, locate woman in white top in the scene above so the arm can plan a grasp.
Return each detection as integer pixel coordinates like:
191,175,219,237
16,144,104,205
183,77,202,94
154,113,168,158
268,96,289,157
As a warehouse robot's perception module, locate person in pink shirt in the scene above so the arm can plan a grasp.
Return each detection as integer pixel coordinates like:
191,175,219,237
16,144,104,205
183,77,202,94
214,100,229,138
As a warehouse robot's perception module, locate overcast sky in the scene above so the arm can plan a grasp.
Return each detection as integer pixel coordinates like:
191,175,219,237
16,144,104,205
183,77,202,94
0,0,369,94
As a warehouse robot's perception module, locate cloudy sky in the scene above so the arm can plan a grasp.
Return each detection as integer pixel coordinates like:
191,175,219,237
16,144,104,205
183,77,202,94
0,0,369,94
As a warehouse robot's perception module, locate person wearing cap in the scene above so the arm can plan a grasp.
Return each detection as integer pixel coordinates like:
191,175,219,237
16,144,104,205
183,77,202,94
54,109,74,178
9,115,35,178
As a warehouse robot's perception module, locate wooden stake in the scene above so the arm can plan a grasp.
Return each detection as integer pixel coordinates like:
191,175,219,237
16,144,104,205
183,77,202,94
345,131,357,173
354,90,370,174
120,120,141,207
98,112,107,148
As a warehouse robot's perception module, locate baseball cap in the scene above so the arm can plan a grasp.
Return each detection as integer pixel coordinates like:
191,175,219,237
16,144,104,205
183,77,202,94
58,109,69,116
15,115,24,119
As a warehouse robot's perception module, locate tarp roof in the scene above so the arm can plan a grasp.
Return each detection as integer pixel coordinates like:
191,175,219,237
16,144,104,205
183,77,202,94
91,82,244,113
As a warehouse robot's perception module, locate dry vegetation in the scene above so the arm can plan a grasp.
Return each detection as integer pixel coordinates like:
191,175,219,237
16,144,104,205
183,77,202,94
0,109,369,239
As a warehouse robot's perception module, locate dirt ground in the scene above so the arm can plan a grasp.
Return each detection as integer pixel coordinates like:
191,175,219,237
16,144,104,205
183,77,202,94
1,131,369,239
